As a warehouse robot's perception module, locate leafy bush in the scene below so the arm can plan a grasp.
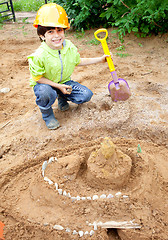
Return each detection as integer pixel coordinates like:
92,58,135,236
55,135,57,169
54,0,168,42
53,0,109,30
100,0,168,42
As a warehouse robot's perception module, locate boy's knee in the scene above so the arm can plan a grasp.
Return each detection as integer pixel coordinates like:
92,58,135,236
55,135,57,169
34,84,57,108
79,89,93,103
85,90,93,102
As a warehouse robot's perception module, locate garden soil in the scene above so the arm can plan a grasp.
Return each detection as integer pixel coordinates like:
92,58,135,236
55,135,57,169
0,17,168,240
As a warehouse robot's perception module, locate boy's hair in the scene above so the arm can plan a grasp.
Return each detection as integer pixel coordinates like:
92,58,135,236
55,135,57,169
37,25,55,41
37,25,65,42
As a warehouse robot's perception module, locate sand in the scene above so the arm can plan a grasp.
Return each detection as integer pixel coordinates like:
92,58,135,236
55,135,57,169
0,19,168,240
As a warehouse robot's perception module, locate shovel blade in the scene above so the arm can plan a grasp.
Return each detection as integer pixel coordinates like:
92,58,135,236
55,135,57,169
108,78,131,102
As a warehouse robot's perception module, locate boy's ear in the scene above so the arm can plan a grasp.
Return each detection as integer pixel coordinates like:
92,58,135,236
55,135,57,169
40,35,45,41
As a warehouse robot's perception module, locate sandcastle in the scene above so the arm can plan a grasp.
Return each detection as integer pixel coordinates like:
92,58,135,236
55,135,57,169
87,137,132,189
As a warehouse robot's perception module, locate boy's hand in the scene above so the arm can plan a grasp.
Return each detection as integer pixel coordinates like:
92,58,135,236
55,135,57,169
59,84,72,95
102,52,113,63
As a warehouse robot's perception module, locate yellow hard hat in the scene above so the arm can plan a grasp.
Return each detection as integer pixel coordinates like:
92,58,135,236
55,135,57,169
33,3,70,29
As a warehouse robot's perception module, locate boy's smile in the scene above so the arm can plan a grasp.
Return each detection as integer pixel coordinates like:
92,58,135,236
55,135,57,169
43,27,65,50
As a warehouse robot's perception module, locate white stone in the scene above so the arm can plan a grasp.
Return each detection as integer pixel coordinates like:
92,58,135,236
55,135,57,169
73,230,78,235
123,195,129,199
67,192,71,198
81,197,86,200
87,197,92,200
93,195,99,200
93,222,98,230
71,197,77,202
100,194,106,199
66,228,71,232
43,223,49,226
90,230,94,236
107,194,114,198
58,189,62,195
53,225,64,230
84,231,89,235
55,183,58,190
48,156,58,163
48,180,53,185
76,196,80,201
79,231,84,237
63,190,67,196
0,87,10,93
42,161,48,170
42,170,45,177
44,176,52,184
115,192,122,197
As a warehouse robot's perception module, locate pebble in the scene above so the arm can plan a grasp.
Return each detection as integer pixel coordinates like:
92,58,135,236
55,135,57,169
66,228,71,232
115,192,122,197
53,225,64,230
79,231,84,237
58,189,62,195
67,192,71,198
76,196,80,201
93,223,98,230
73,230,78,235
123,195,129,199
87,197,92,200
48,156,58,163
107,194,114,198
55,183,58,190
42,161,48,170
100,194,106,199
44,177,53,185
90,230,94,236
0,87,10,93
63,190,67,196
71,197,77,202
43,223,49,226
93,195,99,200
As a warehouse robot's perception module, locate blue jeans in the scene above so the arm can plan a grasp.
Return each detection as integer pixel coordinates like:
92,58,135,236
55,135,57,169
33,80,93,110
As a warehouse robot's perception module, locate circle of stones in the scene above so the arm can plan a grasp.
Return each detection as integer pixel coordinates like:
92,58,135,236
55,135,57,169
41,156,129,238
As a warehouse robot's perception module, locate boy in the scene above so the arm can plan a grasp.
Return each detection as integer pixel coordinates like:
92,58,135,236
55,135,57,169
28,3,108,130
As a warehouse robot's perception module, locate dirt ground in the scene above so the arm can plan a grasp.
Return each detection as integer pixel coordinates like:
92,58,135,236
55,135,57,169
0,16,168,240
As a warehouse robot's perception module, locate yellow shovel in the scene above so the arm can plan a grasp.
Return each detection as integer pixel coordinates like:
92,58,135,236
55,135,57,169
94,28,131,102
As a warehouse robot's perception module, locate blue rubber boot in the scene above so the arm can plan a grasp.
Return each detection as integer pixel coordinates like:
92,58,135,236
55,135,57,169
58,95,69,112
40,107,60,130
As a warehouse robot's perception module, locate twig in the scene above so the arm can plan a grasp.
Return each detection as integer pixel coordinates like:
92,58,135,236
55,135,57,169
0,120,11,129
119,0,131,10
141,71,152,76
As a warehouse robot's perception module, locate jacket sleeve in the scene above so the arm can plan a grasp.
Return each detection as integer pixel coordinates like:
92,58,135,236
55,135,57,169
27,55,46,77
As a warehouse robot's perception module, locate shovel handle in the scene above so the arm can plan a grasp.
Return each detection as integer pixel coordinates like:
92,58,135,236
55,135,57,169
94,28,115,72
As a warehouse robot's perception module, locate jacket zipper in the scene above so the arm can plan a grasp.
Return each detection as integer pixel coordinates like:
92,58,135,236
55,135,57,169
58,50,63,83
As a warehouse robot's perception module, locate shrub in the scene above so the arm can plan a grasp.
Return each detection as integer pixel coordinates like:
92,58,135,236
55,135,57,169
53,0,109,30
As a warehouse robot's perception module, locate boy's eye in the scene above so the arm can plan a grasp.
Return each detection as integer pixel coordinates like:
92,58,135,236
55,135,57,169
58,28,64,32
48,30,53,34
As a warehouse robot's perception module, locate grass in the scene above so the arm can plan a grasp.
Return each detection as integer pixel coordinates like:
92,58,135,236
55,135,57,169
12,0,46,12
115,45,131,57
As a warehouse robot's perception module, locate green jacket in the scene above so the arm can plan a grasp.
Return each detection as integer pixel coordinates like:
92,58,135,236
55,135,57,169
27,40,80,87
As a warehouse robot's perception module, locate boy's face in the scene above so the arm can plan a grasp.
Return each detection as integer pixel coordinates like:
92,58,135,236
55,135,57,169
43,27,65,50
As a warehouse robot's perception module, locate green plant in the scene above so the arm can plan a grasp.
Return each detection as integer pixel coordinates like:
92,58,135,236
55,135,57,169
53,0,109,30
74,28,85,38
13,0,45,12
115,52,131,57
116,45,125,51
87,38,100,45
100,0,168,42
22,17,29,24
